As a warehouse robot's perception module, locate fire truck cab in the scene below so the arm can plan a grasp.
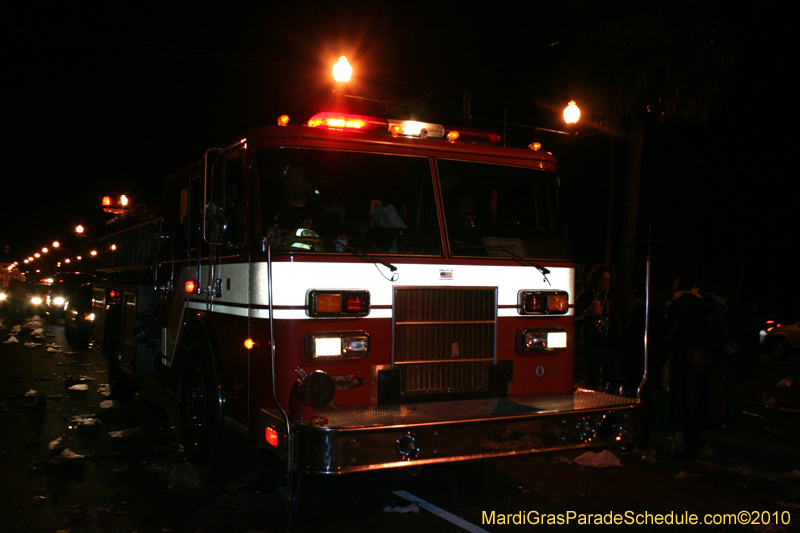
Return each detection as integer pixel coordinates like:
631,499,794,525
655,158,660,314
95,112,640,474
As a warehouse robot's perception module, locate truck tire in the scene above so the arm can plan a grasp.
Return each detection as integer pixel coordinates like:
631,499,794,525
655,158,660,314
180,343,222,464
769,337,790,360
107,340,137,403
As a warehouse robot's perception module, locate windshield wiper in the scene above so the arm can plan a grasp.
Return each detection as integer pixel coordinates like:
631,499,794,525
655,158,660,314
485,245,551,285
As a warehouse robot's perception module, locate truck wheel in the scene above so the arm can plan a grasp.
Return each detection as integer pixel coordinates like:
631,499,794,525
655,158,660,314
769,337,790,360
180,345,221,464
107,341,137,403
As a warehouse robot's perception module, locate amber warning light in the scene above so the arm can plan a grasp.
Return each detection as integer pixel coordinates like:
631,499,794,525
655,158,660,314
185,280,197,293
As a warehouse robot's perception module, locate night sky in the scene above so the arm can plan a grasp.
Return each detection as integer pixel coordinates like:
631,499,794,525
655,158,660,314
4,2,798,314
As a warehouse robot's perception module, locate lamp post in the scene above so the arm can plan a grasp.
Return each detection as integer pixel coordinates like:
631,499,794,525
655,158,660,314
332,56,352,112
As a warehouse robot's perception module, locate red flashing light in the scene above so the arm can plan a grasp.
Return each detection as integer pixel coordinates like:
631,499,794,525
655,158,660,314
307,112,388,133
524,293,547,313
343,295,367,313
445,126,502,145
185,280,197,293
109,290,117,298
265,427,279,448
102,196,113,206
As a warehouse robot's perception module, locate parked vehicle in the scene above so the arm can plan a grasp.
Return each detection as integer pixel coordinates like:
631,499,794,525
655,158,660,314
46,272,95,324
64,283,95,347
766,321,800,359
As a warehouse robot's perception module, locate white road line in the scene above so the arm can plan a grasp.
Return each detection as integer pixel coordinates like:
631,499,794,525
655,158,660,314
392,490,491,533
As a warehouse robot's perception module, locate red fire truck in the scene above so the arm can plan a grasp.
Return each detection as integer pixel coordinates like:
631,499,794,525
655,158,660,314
92,111,640,473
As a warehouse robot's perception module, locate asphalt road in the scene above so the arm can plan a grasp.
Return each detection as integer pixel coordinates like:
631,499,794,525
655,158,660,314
2,315,799,533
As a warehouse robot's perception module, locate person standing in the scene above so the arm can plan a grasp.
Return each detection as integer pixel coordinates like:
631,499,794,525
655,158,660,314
575,264,626,391
665,276,712,460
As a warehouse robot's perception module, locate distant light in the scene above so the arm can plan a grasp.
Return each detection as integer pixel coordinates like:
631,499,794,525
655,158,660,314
244,338,255,350
110,244,117,251
34,253,40,258
119,195,129,207
75,225,84,234
333,56,352,83
564,101,580,124
42,247,48,253
90,250,97,256
102,196,113,207
52,241,60,248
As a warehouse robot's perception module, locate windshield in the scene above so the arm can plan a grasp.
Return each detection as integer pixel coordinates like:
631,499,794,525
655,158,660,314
252,148,441,255
251,148,570,260
439,159,570,260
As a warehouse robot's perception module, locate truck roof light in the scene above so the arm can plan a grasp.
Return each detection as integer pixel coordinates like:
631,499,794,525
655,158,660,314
387,119,445,139
307,112,388,132
445,126,501,145
277,115,290,126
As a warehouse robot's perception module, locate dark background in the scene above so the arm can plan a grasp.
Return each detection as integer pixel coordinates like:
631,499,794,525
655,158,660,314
4,1,798,315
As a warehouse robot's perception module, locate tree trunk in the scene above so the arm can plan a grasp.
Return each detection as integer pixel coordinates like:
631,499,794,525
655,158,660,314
619,115,644,304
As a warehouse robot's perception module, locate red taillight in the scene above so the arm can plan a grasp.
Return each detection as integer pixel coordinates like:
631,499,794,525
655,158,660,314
524,293,547,313
265,427,279,448
343,295,367,313
185,280,197,293
109,290,117,298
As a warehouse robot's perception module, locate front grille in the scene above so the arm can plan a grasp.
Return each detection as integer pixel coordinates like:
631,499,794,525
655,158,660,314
394,287,497,395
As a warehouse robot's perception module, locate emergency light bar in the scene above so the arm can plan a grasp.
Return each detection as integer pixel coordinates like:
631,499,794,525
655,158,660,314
306,112,500,144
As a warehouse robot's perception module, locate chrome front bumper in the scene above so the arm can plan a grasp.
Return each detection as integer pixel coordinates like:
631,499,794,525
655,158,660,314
260,389,640,475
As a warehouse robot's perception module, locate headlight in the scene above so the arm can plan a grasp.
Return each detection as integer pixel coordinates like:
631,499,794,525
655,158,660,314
517,328,568,353
53,296,65,306
304,331,370,359
31,296,43,305
0,293,6,301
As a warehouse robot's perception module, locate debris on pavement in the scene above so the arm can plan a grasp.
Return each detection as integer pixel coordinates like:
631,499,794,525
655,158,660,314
383,502,420,513
574,450,623,468
4,335,19,343
69,414,101,427
49,434,69,451
68,383,89,391
776,377,793,388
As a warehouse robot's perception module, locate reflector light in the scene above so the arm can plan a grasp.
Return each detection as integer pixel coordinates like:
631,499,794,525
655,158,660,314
306,289,370,317
265,427,279,448
316,294,342,313
307,112,388,132
244,338,255,350
185,280,197,293
518,290,569,315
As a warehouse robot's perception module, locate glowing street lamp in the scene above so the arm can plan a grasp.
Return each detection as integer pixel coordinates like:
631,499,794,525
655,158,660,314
75,225,85,234
42,247,48,253
564,101,581,124
52,241,60,248
333,56,352,83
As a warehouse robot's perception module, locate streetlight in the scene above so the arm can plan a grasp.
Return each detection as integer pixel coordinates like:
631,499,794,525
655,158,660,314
52,241,60,248
564,101,581,124
332,56,352,83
